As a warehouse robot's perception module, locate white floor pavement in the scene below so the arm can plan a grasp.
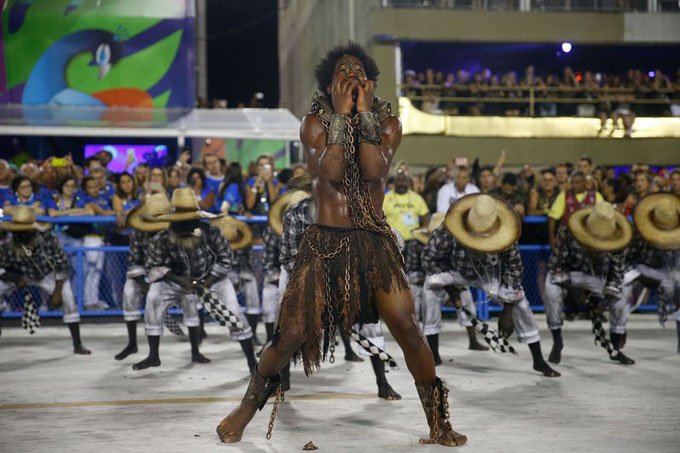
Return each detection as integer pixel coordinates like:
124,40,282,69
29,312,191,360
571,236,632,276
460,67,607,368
0,314,678,453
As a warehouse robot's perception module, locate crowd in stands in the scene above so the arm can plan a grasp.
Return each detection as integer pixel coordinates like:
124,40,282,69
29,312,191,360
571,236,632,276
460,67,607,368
402,66,680,136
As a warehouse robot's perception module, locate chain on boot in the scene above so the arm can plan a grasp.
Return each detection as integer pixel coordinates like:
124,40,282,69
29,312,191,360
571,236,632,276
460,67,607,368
216,369,282,443
415,377,467,447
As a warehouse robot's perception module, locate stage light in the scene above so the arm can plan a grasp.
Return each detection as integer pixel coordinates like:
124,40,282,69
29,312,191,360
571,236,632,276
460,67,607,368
648,71,656,78
561,42,572,53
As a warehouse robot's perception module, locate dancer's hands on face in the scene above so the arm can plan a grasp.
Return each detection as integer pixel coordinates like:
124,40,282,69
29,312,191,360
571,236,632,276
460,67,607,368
355,79,375,113
331,77,358,115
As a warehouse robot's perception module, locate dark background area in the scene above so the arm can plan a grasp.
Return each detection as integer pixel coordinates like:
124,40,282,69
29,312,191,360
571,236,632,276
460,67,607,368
206,0,279,108
401,41,680,78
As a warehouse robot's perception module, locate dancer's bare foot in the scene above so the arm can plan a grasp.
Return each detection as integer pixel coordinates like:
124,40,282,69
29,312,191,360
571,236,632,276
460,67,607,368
377,382,401,400
216,404,258,443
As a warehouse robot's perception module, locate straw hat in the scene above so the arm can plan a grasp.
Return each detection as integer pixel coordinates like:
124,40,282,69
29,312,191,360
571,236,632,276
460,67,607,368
0,206,51,232
633,193,680,250
445,193,521,253
287,173,312,192
568,201,633,252
412,212,446,244
126,193,171,233
210,216,253,251
269,190,312,236
148,187,219,222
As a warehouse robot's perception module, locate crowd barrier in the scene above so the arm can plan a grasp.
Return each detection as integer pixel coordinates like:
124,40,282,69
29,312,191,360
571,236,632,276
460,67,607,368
0,215,658,321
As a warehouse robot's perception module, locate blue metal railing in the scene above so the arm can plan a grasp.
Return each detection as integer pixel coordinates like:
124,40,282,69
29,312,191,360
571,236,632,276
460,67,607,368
1,215,656,321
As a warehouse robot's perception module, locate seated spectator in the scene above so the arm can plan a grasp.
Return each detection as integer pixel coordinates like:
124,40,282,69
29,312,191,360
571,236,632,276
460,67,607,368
477,166,497,194
436,167,479,213
492,172,526,217
167,167,184,193
547,171,603,247
218,163,246,215
4,175,44,216
187,168,216,213
0,159,11,207
668,169,680,196
245,155,282,215
528,168,560,216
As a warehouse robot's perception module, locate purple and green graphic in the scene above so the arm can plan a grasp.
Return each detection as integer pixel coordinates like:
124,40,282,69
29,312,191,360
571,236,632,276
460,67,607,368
0,0,195,109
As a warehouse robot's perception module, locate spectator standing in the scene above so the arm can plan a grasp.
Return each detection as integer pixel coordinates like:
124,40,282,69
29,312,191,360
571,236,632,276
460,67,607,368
143,167,169,199
78,176,114,310
187,168,216,213
555,163,570,193
384,172,430,242
245,155,282,215
203,154,225,212
528,168,560,216
621,171,656,216
167,167,184,193
110,172,141,308
477,166,497,194
422,166,448,213
0,160,14,207
133,163,149,190
668,170,680,196
218,163,246,215
436,167,479,214
547,171,603,247
492,172,527,218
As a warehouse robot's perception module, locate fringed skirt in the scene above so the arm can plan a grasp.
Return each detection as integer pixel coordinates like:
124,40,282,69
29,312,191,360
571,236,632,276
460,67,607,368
273,224,409,375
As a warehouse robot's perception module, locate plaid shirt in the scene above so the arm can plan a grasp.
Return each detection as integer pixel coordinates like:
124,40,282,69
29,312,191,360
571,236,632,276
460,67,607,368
0,231,70,281
404,239,424,275
627,233,680,271
262,226,281,276
280,197,313,273
422,226,524,290
127,230,150,278
145,223,233,282
548,226,626,289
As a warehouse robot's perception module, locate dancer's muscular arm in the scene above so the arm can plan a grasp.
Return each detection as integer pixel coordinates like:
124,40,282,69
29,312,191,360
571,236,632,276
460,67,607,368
356,80,402,182
300,114,345,184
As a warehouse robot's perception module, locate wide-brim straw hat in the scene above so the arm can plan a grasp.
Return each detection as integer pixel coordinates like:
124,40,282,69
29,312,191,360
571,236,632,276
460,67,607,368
445,193,521,253
147,187,220,223
127,193,171,233
569,201,633,252
412,212,446,244
287,173,312,192
210,216,253,251
633,192,680,249
269,189,312,236
0,206,52,232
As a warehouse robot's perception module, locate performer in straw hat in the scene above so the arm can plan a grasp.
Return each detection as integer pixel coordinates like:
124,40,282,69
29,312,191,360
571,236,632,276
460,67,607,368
115,193,189,360
132,188,257,371
0,206,90,354
544,200,634,365
418,211,490,363
422,194,560,377
629,193,680,352
261,174,312,349
216,43,464,446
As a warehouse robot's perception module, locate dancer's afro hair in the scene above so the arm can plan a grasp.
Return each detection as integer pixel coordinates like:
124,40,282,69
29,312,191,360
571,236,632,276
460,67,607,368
314,42,380,94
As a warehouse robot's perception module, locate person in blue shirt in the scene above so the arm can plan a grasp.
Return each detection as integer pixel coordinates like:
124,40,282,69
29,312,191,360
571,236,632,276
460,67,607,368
245,155,282,216
0,160,14,208
187,168,217,213
4,176,44,216
78,176,114,311
218,163,246,214
203,154,225,199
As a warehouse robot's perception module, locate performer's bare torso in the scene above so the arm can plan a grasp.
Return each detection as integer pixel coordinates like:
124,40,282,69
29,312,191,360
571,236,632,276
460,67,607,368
299,55,401,228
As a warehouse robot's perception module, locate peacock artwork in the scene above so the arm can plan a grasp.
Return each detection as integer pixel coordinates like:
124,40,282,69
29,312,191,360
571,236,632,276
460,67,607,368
0,0,195,120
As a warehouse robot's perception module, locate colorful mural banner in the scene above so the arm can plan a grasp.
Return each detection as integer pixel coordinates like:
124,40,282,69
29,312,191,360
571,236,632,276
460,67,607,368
0,0,195,109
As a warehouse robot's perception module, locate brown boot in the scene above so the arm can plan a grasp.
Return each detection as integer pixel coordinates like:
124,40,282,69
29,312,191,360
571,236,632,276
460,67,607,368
216,369,282,443
415,377,467,447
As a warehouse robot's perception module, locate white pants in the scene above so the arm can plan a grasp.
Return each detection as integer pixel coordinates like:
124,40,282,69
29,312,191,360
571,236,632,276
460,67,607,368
83,235,104,308
544,271,629,334
236,271,261,316
262,277,279,324
0,274,80,323
355,321,387,357
424,271,540,344
145,278,252,340
410,280,424,323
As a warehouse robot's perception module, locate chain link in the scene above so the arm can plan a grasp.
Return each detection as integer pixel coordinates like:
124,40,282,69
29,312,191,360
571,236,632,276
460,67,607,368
266,384,283,440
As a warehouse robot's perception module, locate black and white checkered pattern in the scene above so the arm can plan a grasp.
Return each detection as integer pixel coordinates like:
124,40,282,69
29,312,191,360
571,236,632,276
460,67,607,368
587,298,614,356
164,313,185,336
460,306,517,354
349,328,398,368
21,290,40,335
197,287,245,330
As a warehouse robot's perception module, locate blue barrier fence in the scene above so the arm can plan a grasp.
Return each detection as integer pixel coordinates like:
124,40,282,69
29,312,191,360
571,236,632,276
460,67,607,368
0,215,657,321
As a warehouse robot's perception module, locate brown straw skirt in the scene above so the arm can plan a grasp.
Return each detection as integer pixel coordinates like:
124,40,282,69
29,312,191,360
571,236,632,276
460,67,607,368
273,224,408,375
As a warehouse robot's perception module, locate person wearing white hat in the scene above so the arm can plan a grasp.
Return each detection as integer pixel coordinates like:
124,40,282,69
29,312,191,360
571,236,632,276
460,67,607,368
0,206,90,354
629,193,680,352
423,194,560,377
132,188,256,371
544,200,634,365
